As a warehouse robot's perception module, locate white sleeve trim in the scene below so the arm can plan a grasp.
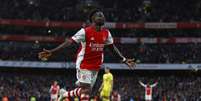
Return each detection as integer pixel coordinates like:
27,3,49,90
105,30,114,45
72,28,85,43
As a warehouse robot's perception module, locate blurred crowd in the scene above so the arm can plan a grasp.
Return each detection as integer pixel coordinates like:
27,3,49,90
0,0,201,64
0,0,201,101
0,42,201,63
0,70,201,101
0,69,77,101
116,73,201,101
0,0,201,22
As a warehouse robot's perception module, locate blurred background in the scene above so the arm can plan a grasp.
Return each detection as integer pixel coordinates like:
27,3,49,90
0,0,201,100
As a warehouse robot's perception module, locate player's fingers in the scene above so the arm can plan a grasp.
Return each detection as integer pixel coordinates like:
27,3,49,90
133,63,136,68
38,52,50,60
134,62,137,66
38,55,41,59
40,51,51,56
39,52,45,57
128,59,135,62
129,64,134,70
127,60,134,64
130,61,135,65
38,54,45,59
38,52,42,55
38,52,44,58
126,62,134,70
130,62,136,69
131,64,135,69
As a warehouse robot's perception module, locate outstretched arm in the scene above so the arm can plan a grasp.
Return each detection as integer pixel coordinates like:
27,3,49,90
49,38,73,53
139,81,146,87
105,30,135,69
106,44,136,69
151,82,158,88
38,28,85,60
38,38,74,60
98,82,104,93
49,86,53,93
111,79,114,94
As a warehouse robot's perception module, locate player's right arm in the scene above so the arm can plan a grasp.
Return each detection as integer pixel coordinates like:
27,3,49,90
57,86,60,94
110,74,114,94
98,74,105,93
98,82,104,93
49,85,53,93
139,81,146,87
38,39,73,60
38,28,85,60
105,30,135,69
150,82,158,87
110,79,114,95
98,79,104,93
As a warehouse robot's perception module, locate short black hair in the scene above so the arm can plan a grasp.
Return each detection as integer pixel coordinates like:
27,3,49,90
88,9,102,22
105,67,110,70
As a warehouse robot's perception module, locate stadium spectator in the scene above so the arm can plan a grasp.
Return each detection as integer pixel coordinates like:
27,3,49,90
0,0,201,22
0,70,201,101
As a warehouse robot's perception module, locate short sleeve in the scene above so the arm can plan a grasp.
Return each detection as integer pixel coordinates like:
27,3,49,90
105,30,114,45
71,28,85,43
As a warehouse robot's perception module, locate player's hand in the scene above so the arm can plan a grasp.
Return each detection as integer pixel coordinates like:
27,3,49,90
38,49,52,61
98,88,102,93
123,58,136,69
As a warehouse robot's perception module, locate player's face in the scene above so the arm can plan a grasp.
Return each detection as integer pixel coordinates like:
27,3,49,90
105,68,109,73
93,12,105,26
54,81,57,85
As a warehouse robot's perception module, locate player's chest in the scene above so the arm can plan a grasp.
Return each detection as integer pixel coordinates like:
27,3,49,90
86,31,107,43
53,86,58,90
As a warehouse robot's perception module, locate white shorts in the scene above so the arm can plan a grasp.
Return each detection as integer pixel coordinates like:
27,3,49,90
76,69,98,87
145,95,152,100
50,94,58,101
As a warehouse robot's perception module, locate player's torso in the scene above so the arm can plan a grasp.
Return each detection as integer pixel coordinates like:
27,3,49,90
80,26,109,70
51,85,59,95
103,73,113,90
112,94,120,101
145,87,152,96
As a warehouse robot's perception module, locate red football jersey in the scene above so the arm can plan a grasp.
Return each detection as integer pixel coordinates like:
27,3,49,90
139,81,158,100
72,26,113,71
146,87,152,95
50,85,60,94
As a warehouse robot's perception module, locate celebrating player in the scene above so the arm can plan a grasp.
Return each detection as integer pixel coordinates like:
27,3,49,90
111,90,121,101
39,9,135,101
139,81,158,101
49,81,60,101
99,67,113,101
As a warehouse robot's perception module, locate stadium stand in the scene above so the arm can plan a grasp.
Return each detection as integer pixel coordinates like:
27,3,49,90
0,69,201,101
0,0,201,101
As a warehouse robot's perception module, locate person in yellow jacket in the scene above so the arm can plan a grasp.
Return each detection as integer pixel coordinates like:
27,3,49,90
99,67,113,101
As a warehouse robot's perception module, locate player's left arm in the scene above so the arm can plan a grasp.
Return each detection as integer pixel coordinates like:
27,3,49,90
57,86,60,94
98,82,103,93
49,86,53,93
139,81,146,87
111,78,114,94
99,76,104,93
151,82,158,87
105,31,136,69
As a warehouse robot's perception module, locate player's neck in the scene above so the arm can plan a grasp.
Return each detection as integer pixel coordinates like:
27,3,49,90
106,72,110,74
96,26,102,31
91,23,102,31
